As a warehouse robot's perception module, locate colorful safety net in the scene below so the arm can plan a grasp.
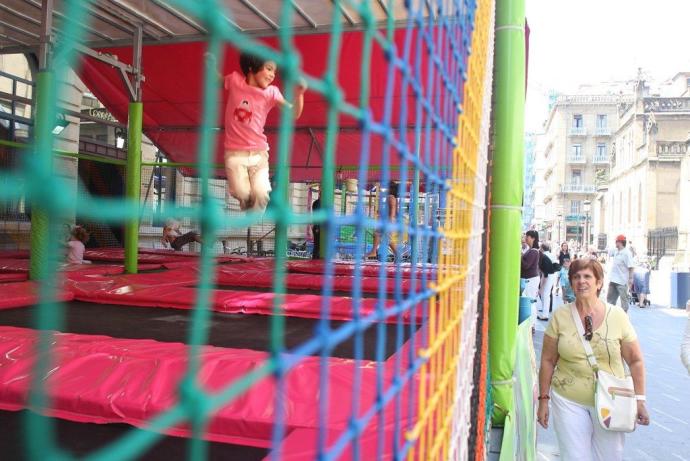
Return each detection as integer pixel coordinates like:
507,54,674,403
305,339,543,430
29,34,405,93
0,0,496,459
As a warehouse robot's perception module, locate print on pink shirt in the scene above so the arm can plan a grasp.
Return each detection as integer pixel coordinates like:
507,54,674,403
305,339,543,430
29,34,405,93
233,100,253,123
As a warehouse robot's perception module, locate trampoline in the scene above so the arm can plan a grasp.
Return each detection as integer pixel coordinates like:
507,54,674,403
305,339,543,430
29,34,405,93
0,301,413,361
0,0,502,458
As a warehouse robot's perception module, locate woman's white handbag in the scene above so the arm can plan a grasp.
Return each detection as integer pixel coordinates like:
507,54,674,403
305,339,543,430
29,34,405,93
570,306,637,432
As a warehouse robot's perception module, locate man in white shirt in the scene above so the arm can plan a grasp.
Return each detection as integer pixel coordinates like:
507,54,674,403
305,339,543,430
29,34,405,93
607,234,635,312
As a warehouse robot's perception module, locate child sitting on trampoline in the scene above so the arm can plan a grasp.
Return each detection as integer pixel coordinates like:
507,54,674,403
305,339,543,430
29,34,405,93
162,219,202,251
66,225,91,264
220,52,307,212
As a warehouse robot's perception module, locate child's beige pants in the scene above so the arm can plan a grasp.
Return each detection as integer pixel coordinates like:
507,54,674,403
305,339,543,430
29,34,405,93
224,150,271,212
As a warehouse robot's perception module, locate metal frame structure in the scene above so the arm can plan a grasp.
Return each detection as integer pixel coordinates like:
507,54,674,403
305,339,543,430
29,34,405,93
0,2,441,276
0,0,435,55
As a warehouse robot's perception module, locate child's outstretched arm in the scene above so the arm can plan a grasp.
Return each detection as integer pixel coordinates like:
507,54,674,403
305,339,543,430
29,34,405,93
203,52,223,82
280,79,307,119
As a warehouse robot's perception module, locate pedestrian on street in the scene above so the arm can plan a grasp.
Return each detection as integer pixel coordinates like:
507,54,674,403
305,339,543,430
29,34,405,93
521,230,541,321
607,235,635,312
538,258,649,460
555,257,575,304
537,242,559,320
632,261,651,307
558,242,571,266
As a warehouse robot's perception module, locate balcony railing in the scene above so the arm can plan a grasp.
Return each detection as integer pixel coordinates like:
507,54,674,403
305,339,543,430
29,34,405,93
643,97,690,113
656,141,687,158
568,126,587,136
567,155,586,163
594,127,611,136
593,154,608,164
561,184,595,194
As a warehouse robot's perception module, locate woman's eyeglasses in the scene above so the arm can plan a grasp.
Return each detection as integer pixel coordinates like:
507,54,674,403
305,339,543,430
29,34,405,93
584,315,593,341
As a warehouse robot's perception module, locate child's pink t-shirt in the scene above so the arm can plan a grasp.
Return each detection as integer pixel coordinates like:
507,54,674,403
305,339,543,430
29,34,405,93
66,240,87,264
224,71,283,151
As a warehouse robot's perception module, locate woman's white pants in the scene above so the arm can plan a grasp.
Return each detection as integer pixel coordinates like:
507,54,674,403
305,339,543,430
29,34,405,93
551,391,624,461
538,273,557,319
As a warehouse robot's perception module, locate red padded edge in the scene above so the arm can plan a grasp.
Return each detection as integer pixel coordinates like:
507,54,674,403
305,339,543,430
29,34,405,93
0,258,30,273
286,260,436,280
0,250,30,259
0,273,27,283
0,326,412,447
84,249,192,264
64,270,421,322
214,266,416,295
0,259,162,276
0,282,74,310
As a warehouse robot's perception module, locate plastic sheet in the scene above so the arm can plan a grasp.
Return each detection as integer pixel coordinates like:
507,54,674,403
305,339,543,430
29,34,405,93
0,282,74,310
0,326,412,446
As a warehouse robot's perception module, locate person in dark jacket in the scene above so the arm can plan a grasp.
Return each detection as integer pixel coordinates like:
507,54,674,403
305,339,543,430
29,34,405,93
558,242,571,266
522,230,541,321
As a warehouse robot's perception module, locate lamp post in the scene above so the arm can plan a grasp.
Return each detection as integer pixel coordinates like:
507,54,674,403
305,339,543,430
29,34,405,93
583,199,591,248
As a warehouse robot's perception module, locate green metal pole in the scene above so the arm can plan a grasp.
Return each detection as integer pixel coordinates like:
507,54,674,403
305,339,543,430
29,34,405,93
411,167,420,262
489,0,526,426
124,102,143,273
29,71,55,280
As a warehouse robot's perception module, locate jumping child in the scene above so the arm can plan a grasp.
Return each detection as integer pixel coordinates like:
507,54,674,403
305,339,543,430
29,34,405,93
221,52,307,212
66,225,91,264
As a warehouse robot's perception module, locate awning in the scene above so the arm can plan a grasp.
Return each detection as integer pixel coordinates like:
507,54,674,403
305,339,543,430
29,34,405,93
1,1,463,181
77,28,458,181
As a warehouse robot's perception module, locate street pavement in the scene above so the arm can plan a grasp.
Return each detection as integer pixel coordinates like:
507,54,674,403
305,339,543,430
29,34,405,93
534,300,690,461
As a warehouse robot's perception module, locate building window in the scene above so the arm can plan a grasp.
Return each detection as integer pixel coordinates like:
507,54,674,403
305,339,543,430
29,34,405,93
571,169,582,185
571,144,582,160
571,200,581,215
573,114,583,128
596,114,607,128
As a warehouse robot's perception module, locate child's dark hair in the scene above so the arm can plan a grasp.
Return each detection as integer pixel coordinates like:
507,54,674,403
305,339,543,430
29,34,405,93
388,181,400,198
239,52,269,76
71,226,89,243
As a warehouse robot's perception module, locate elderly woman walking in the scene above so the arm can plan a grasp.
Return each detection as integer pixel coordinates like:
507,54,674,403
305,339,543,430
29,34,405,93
537,258,649,460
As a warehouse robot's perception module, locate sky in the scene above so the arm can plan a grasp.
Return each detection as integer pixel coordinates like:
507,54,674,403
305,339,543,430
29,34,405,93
525,0,690,132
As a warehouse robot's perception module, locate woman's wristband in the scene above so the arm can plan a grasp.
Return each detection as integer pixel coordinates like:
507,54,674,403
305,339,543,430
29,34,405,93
537,395,550,401
635,395,646,401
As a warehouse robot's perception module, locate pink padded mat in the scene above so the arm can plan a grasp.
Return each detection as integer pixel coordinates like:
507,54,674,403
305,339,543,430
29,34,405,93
63,270,425,322
213,265,415,295
0,273,27,283
0,326,412,448
287,260,436,280
0,282,74,310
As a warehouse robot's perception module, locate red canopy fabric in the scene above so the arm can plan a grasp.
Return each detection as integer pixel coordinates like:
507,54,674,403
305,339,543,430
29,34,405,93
77,29,462,181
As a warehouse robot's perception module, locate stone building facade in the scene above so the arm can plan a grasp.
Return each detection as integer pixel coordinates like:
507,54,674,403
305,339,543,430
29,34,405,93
596,73,690,268
534,93,629,247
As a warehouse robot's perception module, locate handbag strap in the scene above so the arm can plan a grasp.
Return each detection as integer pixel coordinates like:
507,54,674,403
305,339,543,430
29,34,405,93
570,304,599,373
